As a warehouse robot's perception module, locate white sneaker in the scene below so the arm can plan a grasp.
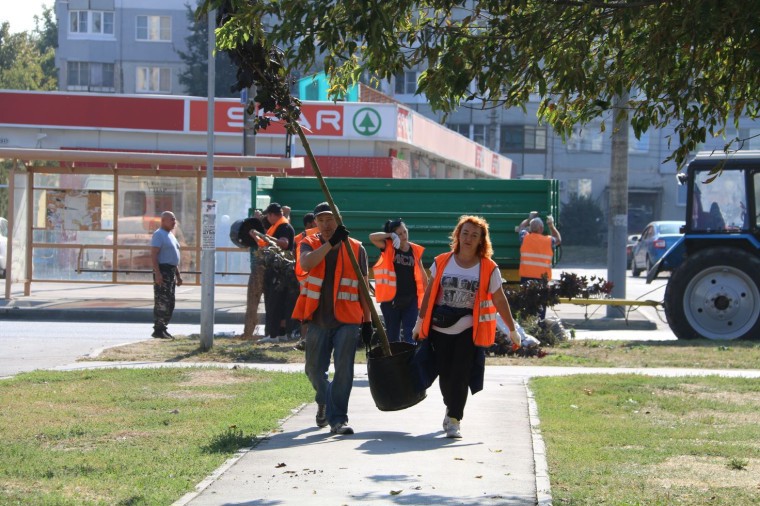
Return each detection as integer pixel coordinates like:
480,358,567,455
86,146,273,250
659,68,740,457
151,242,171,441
276,335,288,342
258,336,279,344
442,410,450,431
445,417,462,439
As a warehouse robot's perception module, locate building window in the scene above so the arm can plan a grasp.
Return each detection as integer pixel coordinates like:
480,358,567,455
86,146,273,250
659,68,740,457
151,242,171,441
447,123,470,137
69,11,114,36
67,62,115,91
500,125,547,153
567,178,593,199
394,71,418,95
136,67,171,93
566,125,604,152
472,124,492,147
136,16,171,42
629,127,650,154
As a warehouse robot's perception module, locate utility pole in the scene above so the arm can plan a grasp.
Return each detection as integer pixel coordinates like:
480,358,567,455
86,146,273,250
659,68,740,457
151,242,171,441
242,85,257,156
200,9,216,349
607,91,629,317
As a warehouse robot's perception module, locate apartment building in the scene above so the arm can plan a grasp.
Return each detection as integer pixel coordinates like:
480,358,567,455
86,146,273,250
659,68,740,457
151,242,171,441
54,0,191,94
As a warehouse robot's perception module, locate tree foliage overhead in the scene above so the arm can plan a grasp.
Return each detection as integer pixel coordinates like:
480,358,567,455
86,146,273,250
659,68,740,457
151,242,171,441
198,0,760,167
0,15,57,91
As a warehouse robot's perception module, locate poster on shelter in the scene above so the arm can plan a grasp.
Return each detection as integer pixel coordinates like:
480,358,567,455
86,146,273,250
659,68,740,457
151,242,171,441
45,190,102,231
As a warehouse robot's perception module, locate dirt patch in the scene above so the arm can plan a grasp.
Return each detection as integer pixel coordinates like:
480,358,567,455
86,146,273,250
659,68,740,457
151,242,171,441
648,455,760,491
165,390,235,400
652,385,760,407
178,369,261,387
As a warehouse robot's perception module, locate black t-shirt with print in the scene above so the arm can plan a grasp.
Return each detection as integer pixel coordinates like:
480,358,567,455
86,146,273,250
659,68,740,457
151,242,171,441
392,247,416,307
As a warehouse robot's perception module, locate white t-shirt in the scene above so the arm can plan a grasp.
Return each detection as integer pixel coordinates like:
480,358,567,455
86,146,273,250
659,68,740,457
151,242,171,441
428,255,502,335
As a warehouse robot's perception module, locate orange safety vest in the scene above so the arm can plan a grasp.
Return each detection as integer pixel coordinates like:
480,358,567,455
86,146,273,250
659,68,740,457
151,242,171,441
519,233,553,280
419,252,499,347
373,239,426,307
291,235,364,324
257,215,290,248
294,227,320,282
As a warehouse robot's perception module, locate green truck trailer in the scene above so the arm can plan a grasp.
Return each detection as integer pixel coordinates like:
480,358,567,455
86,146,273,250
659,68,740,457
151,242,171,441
250,176,560,280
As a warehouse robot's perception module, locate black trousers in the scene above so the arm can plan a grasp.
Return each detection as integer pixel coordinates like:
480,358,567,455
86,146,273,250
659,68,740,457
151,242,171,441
264,268,289,337
153,264,176,328
430,327,476,421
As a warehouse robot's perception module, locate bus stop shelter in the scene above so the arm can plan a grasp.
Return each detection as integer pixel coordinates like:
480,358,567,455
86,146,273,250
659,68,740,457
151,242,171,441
1,148,304,300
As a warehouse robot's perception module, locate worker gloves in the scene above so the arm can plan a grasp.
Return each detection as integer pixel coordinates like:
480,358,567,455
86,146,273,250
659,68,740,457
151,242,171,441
361,321,374,347
509,328,522,349
329,225,350,246
390,232,401,249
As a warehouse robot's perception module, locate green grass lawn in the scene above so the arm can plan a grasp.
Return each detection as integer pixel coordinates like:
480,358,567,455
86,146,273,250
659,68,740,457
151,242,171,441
86,334,760,371
531,374,760,505
0,367,312,506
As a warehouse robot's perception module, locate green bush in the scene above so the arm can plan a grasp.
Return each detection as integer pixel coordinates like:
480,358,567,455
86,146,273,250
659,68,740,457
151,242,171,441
560,194,605,246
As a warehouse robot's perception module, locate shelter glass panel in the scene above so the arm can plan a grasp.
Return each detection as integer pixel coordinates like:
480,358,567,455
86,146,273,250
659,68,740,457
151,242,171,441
114,175,198,281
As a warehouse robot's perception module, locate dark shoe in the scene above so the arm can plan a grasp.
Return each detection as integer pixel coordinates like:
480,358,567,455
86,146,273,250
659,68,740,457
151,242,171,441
293,338,306,351
316,404,328,428
330,422,354,435
152,327,168,339
162,329,174,339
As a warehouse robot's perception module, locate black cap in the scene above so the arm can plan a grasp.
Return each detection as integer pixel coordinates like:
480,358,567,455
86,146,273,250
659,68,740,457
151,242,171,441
313,202,336,216
264,202,282,215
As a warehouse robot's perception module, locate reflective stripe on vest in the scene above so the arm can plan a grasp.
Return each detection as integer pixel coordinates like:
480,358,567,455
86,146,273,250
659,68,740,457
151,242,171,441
372,239,425,307
257,215,290,248
291,235,364,324
295,227,320,282
420,252,499,347
519,233,553,279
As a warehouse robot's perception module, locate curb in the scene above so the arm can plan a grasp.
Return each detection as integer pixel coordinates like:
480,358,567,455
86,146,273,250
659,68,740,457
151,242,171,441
0,308,262,325
170,402,309,506
525,379,552,506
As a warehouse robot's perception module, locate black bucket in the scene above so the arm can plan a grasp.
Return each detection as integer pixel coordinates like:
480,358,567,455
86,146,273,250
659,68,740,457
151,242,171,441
367,341,427,411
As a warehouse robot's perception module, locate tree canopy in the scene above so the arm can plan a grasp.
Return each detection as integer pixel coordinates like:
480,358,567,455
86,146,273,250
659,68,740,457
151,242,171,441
199,0,760,167
0,5,57,92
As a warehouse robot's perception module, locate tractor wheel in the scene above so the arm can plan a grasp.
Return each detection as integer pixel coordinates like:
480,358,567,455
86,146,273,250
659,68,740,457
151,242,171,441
665,247,760,340
631,256,642,277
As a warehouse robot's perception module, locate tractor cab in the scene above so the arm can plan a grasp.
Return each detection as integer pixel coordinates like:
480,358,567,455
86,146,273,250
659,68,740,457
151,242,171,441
653,151,760,340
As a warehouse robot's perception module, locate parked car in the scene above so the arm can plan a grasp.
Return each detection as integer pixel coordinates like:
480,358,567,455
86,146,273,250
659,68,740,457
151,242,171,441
631,221,684,277
0,217,7,278
626,234,640,269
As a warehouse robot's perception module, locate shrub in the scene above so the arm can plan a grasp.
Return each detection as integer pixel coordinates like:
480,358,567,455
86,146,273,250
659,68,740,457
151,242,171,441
560,194,605,246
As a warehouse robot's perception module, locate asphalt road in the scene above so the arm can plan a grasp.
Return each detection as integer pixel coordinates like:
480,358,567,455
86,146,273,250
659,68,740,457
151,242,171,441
0,322,241,378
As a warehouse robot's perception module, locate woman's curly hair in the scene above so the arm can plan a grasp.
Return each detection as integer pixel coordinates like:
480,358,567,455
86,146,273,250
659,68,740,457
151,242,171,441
450,215,493,259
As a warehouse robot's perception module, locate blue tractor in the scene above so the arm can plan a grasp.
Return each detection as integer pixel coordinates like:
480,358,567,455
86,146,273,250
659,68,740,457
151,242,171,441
648,151,760,340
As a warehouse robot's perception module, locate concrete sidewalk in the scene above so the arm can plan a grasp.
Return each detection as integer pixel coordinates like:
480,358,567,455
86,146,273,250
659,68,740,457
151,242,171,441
1,281,658,334
0,282,254,324
178,368,538,506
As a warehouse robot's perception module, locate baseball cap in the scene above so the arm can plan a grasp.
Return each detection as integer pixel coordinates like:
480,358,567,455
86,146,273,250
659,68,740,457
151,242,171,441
264,202,282,215
313,202,336,216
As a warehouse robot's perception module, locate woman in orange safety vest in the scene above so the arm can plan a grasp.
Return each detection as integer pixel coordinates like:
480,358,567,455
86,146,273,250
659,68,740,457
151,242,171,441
369,219,428,344
411,215,520,439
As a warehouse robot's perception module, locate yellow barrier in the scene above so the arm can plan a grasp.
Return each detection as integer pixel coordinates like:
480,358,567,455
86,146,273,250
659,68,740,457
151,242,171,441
558,297,661,307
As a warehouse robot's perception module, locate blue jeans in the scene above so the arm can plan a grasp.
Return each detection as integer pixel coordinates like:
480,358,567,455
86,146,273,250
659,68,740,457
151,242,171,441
380,299,419,344
304,323,360,426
